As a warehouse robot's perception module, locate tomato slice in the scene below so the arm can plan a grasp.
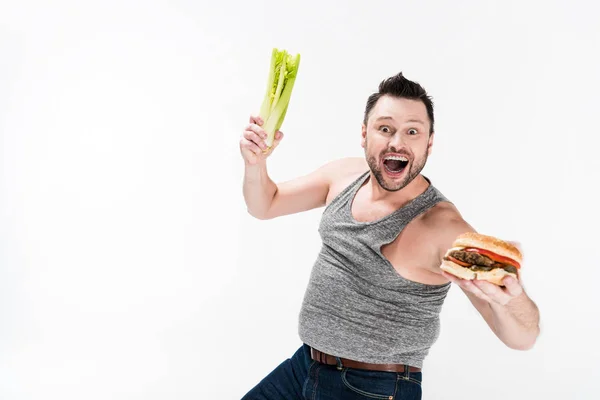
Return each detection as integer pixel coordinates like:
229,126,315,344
463,248,521,269
446,256,471,268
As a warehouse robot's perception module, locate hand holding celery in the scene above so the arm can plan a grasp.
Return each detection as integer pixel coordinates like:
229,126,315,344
240,114,284,166
239,48,300,166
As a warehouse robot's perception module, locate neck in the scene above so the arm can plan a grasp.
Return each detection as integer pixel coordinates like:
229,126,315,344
368,173,430,205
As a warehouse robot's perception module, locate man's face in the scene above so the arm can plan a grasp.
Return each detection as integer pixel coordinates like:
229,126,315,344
361,95,434,192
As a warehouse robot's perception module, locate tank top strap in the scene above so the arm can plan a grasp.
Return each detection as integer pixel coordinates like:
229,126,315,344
323,169,371,214
373,179,449,239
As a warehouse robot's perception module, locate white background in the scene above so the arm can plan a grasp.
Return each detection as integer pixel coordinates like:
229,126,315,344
1,0,599,399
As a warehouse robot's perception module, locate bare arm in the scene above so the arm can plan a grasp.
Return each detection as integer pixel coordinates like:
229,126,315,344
243,161,278,219
239,114,347,220
449,275,540,350
487,289,540,350
243,160,332,220
433,210,540,350
455,280,540,348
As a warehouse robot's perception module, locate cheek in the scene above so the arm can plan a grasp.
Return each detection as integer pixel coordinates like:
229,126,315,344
413,140,430,155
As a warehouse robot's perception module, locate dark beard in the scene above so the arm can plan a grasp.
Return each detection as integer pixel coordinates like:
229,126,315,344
366,151,428,192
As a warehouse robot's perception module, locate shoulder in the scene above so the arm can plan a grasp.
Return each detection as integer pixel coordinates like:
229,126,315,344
320,157,368,203
421,201,477,260
321,156,368,186
320,157,367,178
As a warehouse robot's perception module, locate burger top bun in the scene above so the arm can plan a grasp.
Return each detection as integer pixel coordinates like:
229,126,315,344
452,232,523,264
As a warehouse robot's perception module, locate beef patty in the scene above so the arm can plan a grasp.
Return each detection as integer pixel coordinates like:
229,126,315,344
446,250,518,274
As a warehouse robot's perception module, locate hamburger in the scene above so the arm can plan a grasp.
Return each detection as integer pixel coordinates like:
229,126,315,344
441,232,522,286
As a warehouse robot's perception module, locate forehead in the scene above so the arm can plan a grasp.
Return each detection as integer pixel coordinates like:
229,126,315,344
370,96,428,125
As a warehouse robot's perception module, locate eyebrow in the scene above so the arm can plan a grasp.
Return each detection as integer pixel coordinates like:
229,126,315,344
375,116,426,126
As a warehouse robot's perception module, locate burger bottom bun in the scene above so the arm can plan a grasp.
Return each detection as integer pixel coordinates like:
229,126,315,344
441,260,518,286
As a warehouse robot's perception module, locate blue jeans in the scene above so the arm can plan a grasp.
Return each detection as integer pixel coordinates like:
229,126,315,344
241,344,422,399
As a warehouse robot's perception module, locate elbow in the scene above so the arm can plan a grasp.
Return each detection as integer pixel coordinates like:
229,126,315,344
505,326,540,351
247,207,272,220
508,341,535,351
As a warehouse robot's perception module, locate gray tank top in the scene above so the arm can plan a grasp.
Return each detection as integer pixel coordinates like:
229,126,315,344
298,170,452,369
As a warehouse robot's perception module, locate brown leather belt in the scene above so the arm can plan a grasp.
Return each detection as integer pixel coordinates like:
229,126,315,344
310,347,421,373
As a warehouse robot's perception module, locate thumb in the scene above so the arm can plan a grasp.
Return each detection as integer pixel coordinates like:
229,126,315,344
261,131,284,155
271,130,284,149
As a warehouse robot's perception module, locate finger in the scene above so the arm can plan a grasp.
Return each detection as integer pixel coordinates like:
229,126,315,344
246,123,267,139
249,114,264,126
473,280,512,304
441,271,474,289
502,276,524,297
241,138,263,156
270,131,284,150
442,272,492,302
243,130,268,150
460,280,493,302
441,271,459,283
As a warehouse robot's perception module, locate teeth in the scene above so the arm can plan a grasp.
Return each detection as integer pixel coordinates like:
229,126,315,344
384,155,408,161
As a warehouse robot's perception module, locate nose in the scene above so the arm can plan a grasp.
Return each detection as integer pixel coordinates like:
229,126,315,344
389,132,405,148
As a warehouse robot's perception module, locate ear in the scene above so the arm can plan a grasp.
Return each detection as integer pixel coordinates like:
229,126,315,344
361,124,367,148
427,132,435,156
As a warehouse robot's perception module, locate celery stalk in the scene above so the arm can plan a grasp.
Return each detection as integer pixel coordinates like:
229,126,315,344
270,50,288,114
259,49,278,119
258,48,301,148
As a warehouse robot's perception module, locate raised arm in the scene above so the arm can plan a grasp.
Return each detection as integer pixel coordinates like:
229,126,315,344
240,114,337,220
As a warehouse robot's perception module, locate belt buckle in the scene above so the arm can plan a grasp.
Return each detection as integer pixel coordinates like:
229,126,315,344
335,356,343,371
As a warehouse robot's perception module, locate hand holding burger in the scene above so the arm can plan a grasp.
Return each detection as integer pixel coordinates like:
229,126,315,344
441,232,524,306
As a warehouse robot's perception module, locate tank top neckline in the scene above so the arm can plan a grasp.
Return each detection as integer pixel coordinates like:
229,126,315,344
345,170,436,226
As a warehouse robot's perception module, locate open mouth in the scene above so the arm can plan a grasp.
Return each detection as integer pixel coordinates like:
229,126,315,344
383,155,409,175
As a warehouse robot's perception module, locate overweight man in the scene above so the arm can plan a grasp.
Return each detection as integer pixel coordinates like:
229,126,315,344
238,72,540,400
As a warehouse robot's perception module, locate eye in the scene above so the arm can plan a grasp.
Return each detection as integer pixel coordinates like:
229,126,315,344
380,125,392,133
407,128,418,135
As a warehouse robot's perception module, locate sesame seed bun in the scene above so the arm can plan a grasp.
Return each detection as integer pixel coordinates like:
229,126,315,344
450,232,522,265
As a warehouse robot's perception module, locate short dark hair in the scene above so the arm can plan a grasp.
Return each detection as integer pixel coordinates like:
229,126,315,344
363,72,435,134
